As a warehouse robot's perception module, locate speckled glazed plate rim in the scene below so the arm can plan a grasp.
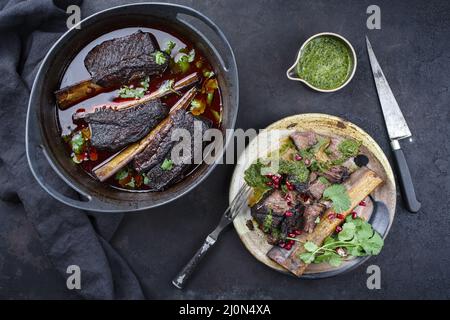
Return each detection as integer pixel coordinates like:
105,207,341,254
229,113,396,278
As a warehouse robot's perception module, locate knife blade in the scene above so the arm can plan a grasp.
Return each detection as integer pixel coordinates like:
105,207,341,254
366,36,421,213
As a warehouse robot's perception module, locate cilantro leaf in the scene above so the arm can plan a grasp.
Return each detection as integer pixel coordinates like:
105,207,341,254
164,40,176,55
298,217,384,267
323,184,351,213
299,252,315,264
153,51,167,65
126,177,135,188
70,132,84,155
304,242,318,252
118,77,149,99
161,159,174,171
337,221,356,241
115,169,129,181
328,253,343,267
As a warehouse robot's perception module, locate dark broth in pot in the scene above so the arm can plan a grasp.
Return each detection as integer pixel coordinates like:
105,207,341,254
57,27,223,191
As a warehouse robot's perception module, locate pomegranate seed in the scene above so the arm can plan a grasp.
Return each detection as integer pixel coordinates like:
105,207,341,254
286,180,295,191
304,158,311,166
76,108,85,113
336,213,344,220
266,181,273,186
359,200,366,206
335,226,343,233
287,201,292,206
285,211,293,217
273,183,280,189
328,213,336,220
352,211,358,219
289,239,295,245
285,243,292,250
295,154,303,161
279,242,285,248
294,229,302,235
266,173,273,178
288,232,296,238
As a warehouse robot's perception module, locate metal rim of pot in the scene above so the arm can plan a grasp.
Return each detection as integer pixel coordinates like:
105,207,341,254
26,2,239,212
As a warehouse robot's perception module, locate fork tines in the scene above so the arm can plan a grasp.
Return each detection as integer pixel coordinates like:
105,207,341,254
226,184,251,220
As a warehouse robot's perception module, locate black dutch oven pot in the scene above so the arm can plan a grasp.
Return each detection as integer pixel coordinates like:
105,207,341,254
26,3,238,212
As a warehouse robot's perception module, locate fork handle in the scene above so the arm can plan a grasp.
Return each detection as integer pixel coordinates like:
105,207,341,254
172,235,216,289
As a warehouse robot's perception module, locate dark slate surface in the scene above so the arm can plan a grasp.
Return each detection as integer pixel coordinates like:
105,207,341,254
1,0,449,299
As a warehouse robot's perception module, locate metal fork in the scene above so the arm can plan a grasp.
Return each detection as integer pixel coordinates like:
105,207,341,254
172,184,251,289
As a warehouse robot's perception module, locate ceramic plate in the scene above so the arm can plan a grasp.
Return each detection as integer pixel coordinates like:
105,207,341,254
229,113,396,278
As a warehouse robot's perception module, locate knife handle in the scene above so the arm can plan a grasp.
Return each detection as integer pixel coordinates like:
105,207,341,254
392,148,421,213
172,236,216,289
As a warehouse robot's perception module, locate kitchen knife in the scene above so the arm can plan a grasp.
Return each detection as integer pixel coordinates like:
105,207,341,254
366,36,421,213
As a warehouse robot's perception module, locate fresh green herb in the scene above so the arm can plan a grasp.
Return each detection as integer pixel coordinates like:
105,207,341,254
338,139,362,159
153,51,167,65
299,148,314,160
206,92,214,106
278,159,309,183
312,137,331,153
143,175,150,185
118,77,149,99
190,98,206,116
322,184,351,213
210,109,222,124
271,228,284,242
115,169,129,181
71,153,82,164
164,40,176,55
318,176,331,186
203,70,215,78
315,216,321,224
299,217,384,266
161,159,174,171
70,132,84,155
175,49,195,73
263,210,273,233
126,177,136,188
309,159,331,173
244,160,271,191
279,139,296,155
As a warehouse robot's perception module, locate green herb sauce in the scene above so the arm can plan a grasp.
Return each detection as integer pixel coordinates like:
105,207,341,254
296,36,353,90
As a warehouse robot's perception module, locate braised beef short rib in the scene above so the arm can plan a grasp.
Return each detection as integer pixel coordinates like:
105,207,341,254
251,190,303,239
133,109,212,191
75,99,168,151
84,31,169,87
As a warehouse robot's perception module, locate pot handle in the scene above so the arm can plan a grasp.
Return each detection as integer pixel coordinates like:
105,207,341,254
169,5,236,73
26,109,112,212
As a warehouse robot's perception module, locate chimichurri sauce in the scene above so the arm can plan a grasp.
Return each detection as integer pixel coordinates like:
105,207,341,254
296,36,352,90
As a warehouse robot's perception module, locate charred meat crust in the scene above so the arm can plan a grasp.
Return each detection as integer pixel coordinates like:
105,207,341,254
250,190,303,238
302,203,326,233
308,177,328,199
84,31,169,87
78,99,168,151
320,165,350,184
138,110,212,191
